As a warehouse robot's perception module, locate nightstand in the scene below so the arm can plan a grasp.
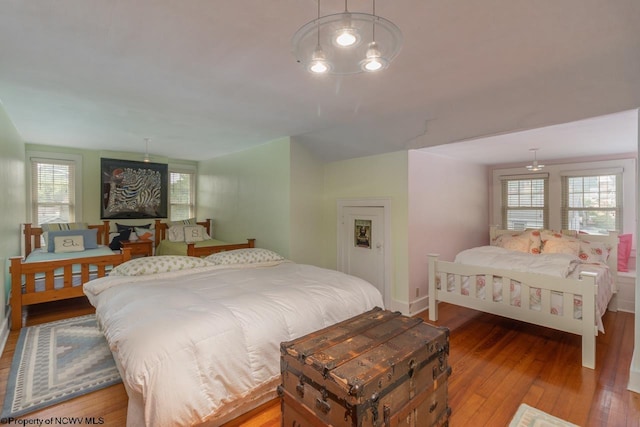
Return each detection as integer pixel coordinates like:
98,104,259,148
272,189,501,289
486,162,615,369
120,240,153,258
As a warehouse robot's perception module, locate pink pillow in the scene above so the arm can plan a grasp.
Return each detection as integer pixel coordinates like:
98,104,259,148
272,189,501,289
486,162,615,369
618,234,632,272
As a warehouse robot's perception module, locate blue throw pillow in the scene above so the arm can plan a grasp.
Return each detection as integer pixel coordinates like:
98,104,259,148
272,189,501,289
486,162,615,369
46,228,99,252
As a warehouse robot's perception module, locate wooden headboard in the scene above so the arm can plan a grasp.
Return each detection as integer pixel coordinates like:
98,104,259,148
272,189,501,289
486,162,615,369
23,221,111,257
154,219,212,247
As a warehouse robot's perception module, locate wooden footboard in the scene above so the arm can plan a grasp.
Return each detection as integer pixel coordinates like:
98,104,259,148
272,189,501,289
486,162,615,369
9,248,132,330
186,239,256,258
427,254,598,369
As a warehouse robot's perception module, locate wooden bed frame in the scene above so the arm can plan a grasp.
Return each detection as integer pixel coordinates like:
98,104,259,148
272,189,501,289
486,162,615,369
428,226,619,369
9,222,132,330
153,219,255,257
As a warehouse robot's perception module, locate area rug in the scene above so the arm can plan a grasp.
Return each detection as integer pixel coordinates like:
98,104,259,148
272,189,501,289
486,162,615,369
510,403,580,427
1,314,121,418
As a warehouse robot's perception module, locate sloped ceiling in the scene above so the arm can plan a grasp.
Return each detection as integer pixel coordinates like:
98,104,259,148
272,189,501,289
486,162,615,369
0,0,638,163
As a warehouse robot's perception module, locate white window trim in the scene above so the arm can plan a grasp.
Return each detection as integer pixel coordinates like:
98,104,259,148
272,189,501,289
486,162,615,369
491,158,636,235
26,150,83,224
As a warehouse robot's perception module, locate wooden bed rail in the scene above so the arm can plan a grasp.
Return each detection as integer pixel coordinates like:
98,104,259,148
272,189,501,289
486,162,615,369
186,238,256,258
9,247,132,330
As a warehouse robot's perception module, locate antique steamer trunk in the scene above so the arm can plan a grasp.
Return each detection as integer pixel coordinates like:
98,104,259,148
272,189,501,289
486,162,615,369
279,307,451,427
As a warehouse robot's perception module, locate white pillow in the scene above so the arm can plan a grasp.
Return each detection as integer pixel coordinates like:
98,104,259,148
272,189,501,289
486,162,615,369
183,225,205,243
168,224,210,242
110,256,211,276
205,248,284,265
53,235,85,253
168,225,186,242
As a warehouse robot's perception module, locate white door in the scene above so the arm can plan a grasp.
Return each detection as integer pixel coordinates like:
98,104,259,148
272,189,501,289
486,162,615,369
339,206,386,302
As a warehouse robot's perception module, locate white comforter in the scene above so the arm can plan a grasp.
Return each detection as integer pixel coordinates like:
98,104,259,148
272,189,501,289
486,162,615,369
454,246,581,277
84,261,383,427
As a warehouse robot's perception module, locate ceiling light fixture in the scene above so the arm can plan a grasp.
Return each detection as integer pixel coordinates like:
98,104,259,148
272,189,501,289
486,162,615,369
526,148,545,171
143,138,151,163
292,0,402,75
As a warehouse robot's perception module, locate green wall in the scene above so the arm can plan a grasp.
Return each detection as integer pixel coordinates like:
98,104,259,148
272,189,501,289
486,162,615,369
0,103,26,335
290,141,326,266
197,138,292,258
25,144,196,226
323,151,410,304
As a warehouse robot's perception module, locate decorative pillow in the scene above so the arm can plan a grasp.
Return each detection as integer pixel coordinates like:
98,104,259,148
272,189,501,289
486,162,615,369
493,230,542,254
109,229,131,250
579,240,611,264
42,222,88,232
135,227,155,241
109,256,211,276
116,223,151,233
46,228,98,252
42,222,88,248
618,234,633,272
53,235,85,253
168,224,210,242
183,225,205,243
205,248,284,265
168,225,187,242
541,239,580,256
169,218,196,227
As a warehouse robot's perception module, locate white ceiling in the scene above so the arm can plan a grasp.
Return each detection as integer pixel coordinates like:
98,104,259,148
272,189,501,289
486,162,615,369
0,0,638,163
423,109,638,165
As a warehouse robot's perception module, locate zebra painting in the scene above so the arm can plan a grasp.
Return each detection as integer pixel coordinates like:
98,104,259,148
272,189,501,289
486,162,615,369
101,158,168,219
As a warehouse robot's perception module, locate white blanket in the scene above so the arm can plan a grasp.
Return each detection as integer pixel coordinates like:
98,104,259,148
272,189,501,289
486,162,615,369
83,261,383,427
455,246,581,278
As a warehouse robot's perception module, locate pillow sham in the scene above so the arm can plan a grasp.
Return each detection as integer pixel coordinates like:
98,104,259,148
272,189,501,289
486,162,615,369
109,256,211,276
618,234,633,272
116,223,151,233
168,225,186,242
41,222,88,248
169,218,196,227
183,225,205,243
53,235,85,253
492,230,542,254
109,229,131,250
205,248,284,265
46,228,99,252
541,239,580,256
135,227,155,241
168,224,210,242
578,240,611,264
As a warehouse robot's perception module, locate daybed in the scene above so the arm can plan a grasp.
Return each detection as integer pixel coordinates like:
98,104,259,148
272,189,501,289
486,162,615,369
428,226,618,369
153,218,255,257
83,248,383,426
9,222,132,330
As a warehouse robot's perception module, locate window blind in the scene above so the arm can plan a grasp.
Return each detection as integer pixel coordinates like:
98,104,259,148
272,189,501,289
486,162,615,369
561,172,622,234
31,158,76,225
169,170,195,221
500,174,549,230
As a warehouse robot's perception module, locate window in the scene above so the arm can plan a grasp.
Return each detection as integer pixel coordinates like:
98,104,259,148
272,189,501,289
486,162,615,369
501,174,548,230
29,153,82,225
562,172,622,234
169,169,196,221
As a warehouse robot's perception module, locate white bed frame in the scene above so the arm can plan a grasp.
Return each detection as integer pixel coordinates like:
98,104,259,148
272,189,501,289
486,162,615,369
428,226,619,369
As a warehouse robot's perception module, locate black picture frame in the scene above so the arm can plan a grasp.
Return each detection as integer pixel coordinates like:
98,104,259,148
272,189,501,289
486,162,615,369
100,158,168,219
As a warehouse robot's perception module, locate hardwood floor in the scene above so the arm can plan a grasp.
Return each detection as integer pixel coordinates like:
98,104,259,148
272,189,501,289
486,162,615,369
0,299,638,426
